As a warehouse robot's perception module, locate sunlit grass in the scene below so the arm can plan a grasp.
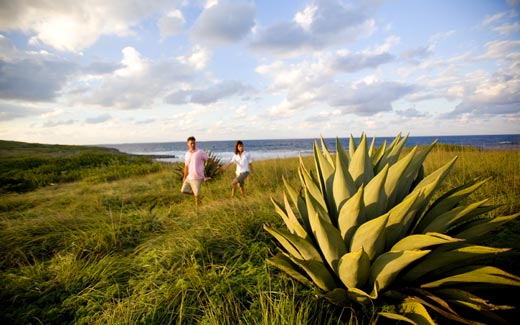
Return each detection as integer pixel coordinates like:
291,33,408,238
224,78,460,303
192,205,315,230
1,145,518,324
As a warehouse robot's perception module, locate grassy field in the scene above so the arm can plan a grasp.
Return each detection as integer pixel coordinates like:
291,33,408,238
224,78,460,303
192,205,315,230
1,141,519,324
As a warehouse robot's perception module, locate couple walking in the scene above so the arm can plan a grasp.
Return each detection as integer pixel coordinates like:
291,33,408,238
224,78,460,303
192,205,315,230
181,136,254,207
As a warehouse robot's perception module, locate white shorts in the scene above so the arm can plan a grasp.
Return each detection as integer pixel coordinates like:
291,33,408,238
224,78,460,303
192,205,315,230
181,179,203,196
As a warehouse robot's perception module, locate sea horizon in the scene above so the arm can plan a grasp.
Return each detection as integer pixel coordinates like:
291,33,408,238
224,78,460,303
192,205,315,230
101,134,520,163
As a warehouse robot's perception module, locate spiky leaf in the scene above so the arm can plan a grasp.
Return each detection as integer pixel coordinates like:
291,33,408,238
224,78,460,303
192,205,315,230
421,266,520,288
369,250,430,294
337,248,370,289
350,214,388,261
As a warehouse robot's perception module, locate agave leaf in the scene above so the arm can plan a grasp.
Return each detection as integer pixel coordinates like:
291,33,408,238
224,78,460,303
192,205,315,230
391,232,463,252
263,224,322,261
435,287,515,311
382,132,409,169
337,185,365,245
336,248,370,289
282,193,309,239
379,301,436,325
403,245,511,282
320,136,334,166
412,157,459,232
349,133,374,187
285,253,337,292
395,141,437,203
434,288,515,324
304,187,332,227
448,205,502,233
371,139,387,170
321,287,373,307
314,140,336,218
385,191,421,248
375,132,403,172
364,164,389,220
422,199,488,233
368,135,376,158
420,178,488,229
369,250,430,293
271,196,307,239
335,137,349,169
282,176,310,232
385,146,416,208
350,214,388,261
454,213,520,240
421,265,520,288
308,211,347,271
404,290,476,325
413,156,458,194
349,134,356,159
266,253,314,288
299,163,328,214
333,137,357,212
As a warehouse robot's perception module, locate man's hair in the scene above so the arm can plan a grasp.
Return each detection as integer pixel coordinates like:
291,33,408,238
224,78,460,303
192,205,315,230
187,136,196,142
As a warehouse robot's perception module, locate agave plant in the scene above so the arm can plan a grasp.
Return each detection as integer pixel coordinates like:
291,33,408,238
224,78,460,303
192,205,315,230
264,133,520,324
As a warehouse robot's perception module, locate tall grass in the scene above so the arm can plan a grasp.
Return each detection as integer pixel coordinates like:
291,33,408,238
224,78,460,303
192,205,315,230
0,145,518,324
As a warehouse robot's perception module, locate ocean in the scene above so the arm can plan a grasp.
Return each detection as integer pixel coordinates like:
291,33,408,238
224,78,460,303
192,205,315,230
102,134,520,163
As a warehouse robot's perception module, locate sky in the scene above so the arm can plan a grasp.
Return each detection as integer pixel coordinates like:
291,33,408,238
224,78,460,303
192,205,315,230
0,0,519,145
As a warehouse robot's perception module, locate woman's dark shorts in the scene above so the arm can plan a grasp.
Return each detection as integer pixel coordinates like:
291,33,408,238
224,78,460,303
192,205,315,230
235,171,250,186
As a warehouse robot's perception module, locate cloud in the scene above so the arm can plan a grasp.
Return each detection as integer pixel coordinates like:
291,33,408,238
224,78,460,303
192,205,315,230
326,81,415,115
84,61,124,75
441,69,520,118
330,51,394,72
394,107,428,118
400,46,433,64
481,40,520,59
0,34,18,60
250,0,376,56
0,101,46,121
165,80,253,105
85,113,112,124
0,0,178,52
158,10,185,38
0,50,78,101
42,119,77,127
70,47,196,109
191,0,256,46
176,46,211,70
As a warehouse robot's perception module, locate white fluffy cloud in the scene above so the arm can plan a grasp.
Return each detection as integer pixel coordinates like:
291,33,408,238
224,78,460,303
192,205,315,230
0,0,519,145
0,0,179,52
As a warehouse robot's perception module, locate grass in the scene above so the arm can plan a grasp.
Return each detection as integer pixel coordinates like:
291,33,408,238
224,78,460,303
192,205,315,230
0,141,519,324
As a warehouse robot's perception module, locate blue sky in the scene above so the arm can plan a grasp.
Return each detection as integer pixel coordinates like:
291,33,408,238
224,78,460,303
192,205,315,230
0,0,519,145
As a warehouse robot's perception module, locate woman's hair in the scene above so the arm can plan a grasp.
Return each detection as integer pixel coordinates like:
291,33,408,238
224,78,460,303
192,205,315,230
234,140,243,154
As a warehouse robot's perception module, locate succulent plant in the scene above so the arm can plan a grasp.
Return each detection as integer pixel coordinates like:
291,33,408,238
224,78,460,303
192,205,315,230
264,133,520,324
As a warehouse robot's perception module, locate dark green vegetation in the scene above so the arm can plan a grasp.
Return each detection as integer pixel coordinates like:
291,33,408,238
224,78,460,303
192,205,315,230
0,139,519,324
0,140,161,193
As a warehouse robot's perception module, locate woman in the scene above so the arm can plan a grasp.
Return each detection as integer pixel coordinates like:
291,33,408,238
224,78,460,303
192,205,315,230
224,140,253,197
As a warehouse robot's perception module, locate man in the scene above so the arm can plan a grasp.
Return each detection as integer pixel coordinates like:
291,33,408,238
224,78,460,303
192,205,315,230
181,136,210,207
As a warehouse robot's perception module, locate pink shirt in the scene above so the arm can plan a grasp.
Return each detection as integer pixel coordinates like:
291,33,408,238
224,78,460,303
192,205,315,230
185,149,209,180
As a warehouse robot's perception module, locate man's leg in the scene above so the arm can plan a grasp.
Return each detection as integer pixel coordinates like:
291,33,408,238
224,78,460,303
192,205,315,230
181,180,193,195
191,179,203,207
